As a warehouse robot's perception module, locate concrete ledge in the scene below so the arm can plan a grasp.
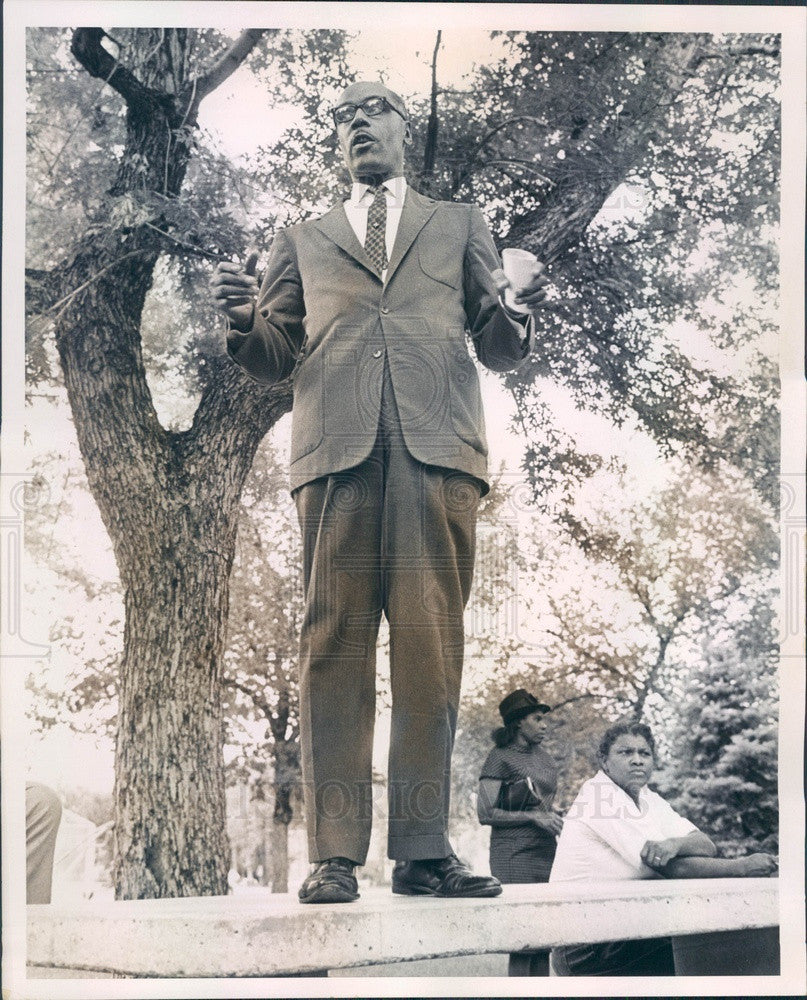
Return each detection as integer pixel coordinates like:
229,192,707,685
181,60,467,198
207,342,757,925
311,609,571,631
27,878,778,978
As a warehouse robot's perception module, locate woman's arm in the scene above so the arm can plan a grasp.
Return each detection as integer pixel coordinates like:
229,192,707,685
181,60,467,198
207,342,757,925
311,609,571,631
641,830,717,868
642,833,776,877
477,778,563,834
659,854,777,878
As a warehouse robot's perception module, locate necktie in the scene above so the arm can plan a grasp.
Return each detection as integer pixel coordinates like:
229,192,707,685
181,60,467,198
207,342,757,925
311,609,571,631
364,185,388,275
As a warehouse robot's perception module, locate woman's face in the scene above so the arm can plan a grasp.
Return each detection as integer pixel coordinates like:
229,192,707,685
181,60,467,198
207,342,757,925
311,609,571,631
519,710,549,745
602,733,654,795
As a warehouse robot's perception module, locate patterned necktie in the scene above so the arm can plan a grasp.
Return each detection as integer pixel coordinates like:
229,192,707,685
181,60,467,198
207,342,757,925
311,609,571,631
364,185,388,274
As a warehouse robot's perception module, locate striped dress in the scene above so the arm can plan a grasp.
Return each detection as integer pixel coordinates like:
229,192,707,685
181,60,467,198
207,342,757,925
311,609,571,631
480,742,559,883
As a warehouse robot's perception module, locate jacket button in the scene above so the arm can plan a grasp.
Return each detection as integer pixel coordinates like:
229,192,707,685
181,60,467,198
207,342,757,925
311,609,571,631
380,306,389,314
372,349,382,359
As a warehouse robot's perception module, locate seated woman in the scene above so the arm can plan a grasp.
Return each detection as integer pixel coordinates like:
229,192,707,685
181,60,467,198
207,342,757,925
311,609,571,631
549,720,776,977
477,689,563,976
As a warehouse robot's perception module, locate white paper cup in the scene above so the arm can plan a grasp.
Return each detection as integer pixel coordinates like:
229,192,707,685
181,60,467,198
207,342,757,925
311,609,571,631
501,247,539,313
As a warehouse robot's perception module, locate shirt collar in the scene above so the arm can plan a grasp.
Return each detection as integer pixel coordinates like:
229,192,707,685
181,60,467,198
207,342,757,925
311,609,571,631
350,176,407,206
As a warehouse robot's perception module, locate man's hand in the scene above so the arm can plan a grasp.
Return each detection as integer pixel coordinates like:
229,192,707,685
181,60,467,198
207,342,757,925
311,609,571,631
531,810,564,837
492,262,551,313
210,252,260,331
641,838,683,870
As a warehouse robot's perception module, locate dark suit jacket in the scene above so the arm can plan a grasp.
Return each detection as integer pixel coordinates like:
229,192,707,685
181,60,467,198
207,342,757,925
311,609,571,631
227,187,532,493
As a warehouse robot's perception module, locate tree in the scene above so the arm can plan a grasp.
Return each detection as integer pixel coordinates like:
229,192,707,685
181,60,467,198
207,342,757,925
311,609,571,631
400,32,780,510
27,27,291,899
655,588,779,856
541,463,776,718
451,459,778,820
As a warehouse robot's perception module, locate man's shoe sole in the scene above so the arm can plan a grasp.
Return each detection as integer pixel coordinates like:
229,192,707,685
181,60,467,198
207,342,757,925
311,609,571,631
392,882,502,898
391,882,436,896
299,883,360,903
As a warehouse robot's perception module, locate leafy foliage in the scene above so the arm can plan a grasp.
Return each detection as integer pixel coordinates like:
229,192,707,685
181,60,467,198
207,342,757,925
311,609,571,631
655,595,779,856
222,436,303,828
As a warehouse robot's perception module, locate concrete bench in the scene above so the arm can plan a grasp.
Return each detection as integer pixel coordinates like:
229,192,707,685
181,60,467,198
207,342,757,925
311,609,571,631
27,878,779,978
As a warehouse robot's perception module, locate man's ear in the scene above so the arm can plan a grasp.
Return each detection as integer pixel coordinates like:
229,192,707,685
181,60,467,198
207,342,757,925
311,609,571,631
404,121,413,145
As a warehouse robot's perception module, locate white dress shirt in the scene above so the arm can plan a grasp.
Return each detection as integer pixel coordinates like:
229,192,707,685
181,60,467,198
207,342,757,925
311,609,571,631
343,176,407,281
343,175,530,344
549,770,698,883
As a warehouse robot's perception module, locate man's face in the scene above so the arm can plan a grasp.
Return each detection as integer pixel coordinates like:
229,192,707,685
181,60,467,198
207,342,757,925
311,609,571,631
335,82,410,183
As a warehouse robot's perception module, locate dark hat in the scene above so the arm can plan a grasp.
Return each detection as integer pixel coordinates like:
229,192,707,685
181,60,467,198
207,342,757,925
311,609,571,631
498,689,551,727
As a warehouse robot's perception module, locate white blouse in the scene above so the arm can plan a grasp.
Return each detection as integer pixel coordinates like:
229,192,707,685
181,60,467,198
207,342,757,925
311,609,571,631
549,770,698,883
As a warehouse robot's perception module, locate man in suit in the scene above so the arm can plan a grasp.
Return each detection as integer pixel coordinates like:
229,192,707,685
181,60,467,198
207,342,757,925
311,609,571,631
211,81,549,903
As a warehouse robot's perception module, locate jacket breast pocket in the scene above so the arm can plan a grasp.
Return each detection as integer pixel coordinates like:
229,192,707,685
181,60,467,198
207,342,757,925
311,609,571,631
418,237,462,290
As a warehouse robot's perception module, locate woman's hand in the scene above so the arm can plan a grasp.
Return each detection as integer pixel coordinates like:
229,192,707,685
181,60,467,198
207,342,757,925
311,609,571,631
531,810,564,836
738,853,778,877
641,837,683,870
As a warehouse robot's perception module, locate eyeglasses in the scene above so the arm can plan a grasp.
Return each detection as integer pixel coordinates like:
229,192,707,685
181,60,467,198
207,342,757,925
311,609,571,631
331,96,407,126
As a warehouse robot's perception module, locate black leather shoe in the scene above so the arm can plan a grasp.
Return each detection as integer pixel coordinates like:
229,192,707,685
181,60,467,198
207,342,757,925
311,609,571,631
391,853,502,897
298,857,359,903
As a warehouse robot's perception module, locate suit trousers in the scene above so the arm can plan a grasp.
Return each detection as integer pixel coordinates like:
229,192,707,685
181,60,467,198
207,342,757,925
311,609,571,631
294,360,481,864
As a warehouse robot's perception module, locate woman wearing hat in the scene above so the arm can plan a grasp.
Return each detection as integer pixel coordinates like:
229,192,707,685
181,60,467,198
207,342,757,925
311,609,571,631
477,689,563,975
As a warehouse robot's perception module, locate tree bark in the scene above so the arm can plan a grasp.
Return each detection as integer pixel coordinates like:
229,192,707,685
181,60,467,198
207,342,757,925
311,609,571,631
50,27,277,898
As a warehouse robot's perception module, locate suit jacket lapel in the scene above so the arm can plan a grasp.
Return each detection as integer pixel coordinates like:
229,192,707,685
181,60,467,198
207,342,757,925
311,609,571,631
312,188,438,283
313,203,379,278
385,188,437,285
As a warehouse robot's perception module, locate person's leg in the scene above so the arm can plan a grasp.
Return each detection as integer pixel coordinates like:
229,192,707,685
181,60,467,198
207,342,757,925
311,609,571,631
382,422,480,861
294,450,385,866
507,951,550,976
552,938,675,976
26,783,62,904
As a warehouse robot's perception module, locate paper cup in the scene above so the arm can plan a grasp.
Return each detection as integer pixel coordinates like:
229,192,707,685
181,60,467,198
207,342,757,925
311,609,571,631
501,247,539,313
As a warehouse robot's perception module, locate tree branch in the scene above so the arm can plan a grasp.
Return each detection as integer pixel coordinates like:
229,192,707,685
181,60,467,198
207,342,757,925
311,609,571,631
31,249,154,323
452,116,553,194
224,677,275,721
544,625,631,682
730,44,780,59
422,31,442,176
70,28,153,108
552,692,630,710
194,30,268,103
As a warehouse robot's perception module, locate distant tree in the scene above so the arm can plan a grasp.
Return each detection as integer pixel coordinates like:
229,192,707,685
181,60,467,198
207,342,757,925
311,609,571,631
452,460,778,819
544,463,776,719
655,589,779,856
222,436,303,893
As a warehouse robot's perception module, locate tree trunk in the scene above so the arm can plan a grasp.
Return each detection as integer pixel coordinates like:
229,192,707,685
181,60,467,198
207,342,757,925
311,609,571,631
259,811,271,886
271,799,291,894
271,762,294,892
114,543,233,896
504,34,711,261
